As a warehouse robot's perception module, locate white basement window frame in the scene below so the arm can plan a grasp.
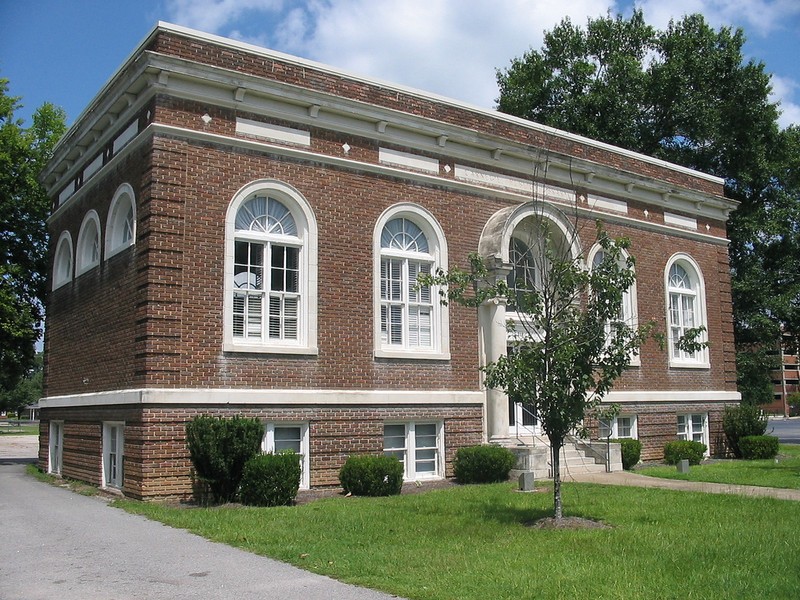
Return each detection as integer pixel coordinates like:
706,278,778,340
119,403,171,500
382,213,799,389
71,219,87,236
383,421,443,481
49,421,64,475
262,422,310,489
598,414,637,439
102,421,125,489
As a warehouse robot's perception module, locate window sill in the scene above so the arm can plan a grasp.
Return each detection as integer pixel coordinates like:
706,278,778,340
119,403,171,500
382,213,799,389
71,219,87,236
224,342,319,355
374,348,451,361
668,360,710,370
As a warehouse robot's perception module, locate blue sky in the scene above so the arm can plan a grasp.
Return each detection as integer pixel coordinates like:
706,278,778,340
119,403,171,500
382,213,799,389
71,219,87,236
2,0,799,130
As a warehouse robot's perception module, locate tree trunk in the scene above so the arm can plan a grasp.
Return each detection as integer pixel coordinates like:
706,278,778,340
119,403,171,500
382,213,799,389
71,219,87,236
551,439,563,520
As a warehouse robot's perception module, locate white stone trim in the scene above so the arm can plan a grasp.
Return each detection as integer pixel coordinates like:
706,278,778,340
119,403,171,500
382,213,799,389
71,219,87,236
664,212,698,230
40,388,484,408
587,194,628,214
600,390,740,403
379,148,439,174
236,117,310,146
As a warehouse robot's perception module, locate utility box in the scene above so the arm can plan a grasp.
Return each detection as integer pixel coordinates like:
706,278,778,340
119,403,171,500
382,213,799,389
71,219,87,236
677,459,690,474
519,472,536,492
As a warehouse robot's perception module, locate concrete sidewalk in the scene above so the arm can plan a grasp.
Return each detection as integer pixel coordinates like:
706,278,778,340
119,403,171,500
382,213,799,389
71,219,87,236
567,469,800,501
0,435,402,600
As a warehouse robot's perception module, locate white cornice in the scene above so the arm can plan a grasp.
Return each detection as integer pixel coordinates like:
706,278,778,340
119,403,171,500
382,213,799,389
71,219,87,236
50,123,732,247
40,387,485,408
43,21,732,214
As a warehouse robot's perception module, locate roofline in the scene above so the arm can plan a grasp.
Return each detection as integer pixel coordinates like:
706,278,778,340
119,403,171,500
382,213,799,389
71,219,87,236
51,21,725,188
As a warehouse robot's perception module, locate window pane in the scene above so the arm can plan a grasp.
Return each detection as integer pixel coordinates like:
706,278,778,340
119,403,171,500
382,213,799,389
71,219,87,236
275,426,302,453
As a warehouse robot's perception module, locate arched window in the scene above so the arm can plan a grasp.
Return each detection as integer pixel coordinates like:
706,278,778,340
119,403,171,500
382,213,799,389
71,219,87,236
588,244,639,363
76,211,101,275
223,180,317,354
106,183,136,258
374,204,449,359
665,254,708,366
53,231,73,289
504,209,576,315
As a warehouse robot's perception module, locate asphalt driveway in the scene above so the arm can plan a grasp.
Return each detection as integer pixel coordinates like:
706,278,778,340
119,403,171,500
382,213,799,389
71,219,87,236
0,435,401,600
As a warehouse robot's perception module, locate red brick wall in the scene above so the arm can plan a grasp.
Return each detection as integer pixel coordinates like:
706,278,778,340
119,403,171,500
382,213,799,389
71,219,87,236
39,405,484,500
147,31,723,196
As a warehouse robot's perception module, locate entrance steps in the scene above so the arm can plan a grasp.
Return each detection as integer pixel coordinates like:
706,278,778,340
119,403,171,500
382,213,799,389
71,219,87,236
505,435,622,480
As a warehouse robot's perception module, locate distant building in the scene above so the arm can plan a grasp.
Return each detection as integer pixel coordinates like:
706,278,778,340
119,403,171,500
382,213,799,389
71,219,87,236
39,23,739,499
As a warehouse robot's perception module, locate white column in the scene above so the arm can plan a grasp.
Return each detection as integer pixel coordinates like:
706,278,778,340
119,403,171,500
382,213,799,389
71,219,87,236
479,296,510,443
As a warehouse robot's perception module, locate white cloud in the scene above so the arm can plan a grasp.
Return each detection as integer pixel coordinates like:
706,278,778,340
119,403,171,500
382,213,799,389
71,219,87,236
635,0,800,35
770,74,800,129
165,0,613,108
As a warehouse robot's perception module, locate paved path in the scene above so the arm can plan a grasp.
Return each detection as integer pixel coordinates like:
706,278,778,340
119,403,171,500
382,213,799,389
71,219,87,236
0,436,401,600
568,470,800,501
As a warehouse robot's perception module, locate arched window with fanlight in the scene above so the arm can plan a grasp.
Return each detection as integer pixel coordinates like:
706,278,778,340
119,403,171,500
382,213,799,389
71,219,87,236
76,210,102,276
665,253,708,367
223,180,318,354
53,231,74,290
105,183,136,258
374,204,449,359
588,243,639,363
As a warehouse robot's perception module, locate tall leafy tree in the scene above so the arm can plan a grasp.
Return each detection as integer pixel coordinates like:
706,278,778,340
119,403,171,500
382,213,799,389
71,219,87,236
422,218,665,520
0,78,66,392
497,11,798,404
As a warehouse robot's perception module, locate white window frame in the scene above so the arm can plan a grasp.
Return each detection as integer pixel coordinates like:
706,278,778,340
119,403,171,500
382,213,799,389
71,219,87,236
53,231,74,289
664,253,709,368
105,182,136,259
383,421,444,481
587,243,640,366
373,204,449,359
677,413,710,455
102,421,124,489
49,421,64,475
75,210,102,276
598,414,637,439
262,422,310,489
501,204,582,335
223,180,318,355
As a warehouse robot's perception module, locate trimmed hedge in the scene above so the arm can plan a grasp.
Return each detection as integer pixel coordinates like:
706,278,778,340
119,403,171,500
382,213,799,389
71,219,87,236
185,415,264,504
239,451,302,507
739,435,780,460
664,440,706,466
608,438,642,470
453,445,517,484
339,455,404,496
723,404,768,458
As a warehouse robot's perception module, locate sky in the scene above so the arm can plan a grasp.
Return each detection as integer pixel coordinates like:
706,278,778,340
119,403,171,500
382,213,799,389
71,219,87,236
1,0,799,132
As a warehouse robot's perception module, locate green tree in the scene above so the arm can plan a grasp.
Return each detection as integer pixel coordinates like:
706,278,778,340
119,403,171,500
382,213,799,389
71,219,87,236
422,216,665,520
0,78,66,392
496,11,798,404
0,352,42,418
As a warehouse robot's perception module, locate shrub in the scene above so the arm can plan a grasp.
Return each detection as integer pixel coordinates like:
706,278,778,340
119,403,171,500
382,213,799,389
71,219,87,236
609,438,642,470
663,440,706,465
185,415,264,504
453,445,517,484
787,393,800,417
723,403,767,458
239,451,302,507
738,435,780,460
339,455,404,496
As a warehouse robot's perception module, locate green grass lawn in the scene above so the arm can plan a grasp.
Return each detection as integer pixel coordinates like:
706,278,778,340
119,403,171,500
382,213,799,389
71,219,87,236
639,444,800,489
116,481,800,600
0,423,38,435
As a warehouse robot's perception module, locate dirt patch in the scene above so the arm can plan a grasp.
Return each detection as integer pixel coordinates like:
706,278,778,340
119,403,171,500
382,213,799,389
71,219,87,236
294,479,458,505
525,516,611,530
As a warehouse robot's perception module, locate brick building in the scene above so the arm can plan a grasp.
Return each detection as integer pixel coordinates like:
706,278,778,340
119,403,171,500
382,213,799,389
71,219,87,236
39,23,740,499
